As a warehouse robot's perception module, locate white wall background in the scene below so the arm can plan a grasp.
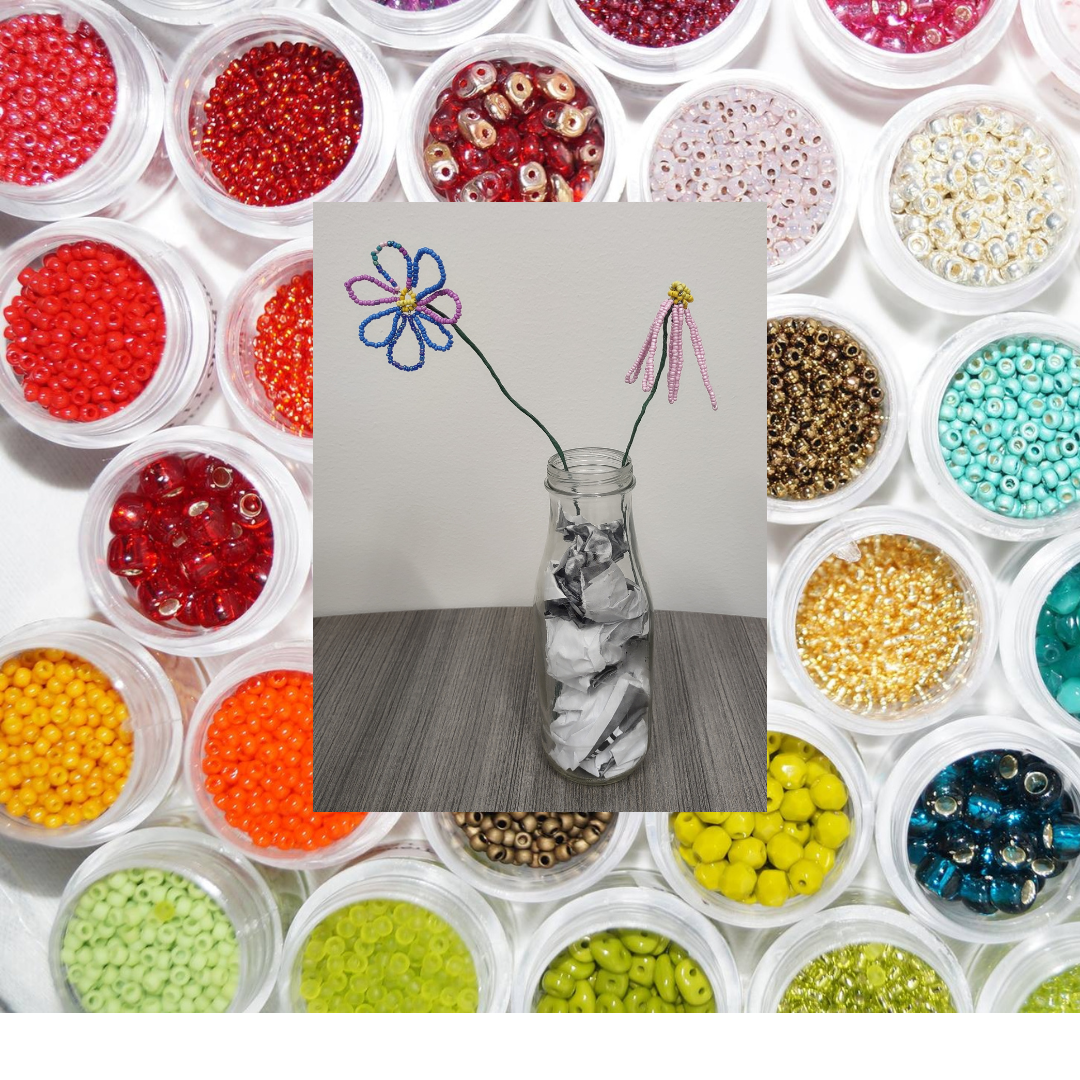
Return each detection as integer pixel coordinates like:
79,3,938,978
314,202,764,617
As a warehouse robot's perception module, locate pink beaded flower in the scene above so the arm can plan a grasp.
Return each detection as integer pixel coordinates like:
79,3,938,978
625,281,716,410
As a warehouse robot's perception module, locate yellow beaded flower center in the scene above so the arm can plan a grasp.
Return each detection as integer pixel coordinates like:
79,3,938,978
668,281,694,306
397,287,417,315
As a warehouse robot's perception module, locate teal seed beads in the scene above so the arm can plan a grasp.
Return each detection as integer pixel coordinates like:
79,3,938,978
1037,561,1080,721
1020,963,1080,1012
936,335,1080,520
60,868,240,1013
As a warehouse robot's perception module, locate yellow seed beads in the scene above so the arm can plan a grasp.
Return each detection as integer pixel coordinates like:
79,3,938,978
794,533,976,717
0,649,132,828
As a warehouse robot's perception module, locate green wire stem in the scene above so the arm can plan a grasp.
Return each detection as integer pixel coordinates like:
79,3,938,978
622,306,673,466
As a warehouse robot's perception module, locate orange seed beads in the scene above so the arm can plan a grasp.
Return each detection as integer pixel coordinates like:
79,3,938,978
0,649,132,828
201,670,365,852
254,270,313,438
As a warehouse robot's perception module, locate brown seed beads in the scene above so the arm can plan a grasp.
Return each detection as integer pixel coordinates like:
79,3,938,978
767,316,885,501
795,534,977,717
453,812,614,868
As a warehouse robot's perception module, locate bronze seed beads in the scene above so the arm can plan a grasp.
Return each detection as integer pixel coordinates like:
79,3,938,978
767,316,885,501
454,812,613,868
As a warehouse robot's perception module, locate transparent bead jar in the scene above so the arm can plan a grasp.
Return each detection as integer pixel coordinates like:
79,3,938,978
770,506,998,738
547,0,772,93
909,313,1080,541
49,826,282,1012
646,700,874,930
510,875,741,1012
794,0,1019,91
0,0,170,222
746,904,973,1012
975,922,1080,1011
630,71,854,294
218,239,312,465
535,449,651,785
1016,0,1080,120
398,33,627,203
115,0,268,24
79,426,312,658
876,715,1080,946
0,218,214,449
419,811,640,903
767,293,908,525
164,11,396,238
0,618,183,849
184,640,400,871
860,86,1080,316
275,855,512,1012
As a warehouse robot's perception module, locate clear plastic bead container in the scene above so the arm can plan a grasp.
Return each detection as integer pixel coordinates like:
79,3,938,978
909,313,1080,542
547,0,772,93
0,618,183,849
1017,0,1080,119
510,877,741,1012
629,71,854,293
79,426,312,658
164,11,396,238
0,218,215,449
746,904,973,1012
860,85,1080,316
975,922,1080,1011
398,33,627,203
276,855,512,1012
0,0,170,222
770,506,999,738
218,239,312,465
767,293,908,524
115,0,268,24
49,826,282,1012
646,700,873,930
419,811,640,903
876,715,1080,945
794,0,1019,91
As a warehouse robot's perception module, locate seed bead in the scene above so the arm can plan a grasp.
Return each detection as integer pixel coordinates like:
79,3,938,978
575,0,741,48
454,811,614,867
825,0,991,53
1021,963,1080,1012
254,270,313,438
1037,560,1080,720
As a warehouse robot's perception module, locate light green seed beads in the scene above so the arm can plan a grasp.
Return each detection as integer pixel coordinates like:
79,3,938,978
1020,963,1080,1012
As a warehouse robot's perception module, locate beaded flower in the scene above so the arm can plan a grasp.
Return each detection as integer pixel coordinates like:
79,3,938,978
345,240,462,371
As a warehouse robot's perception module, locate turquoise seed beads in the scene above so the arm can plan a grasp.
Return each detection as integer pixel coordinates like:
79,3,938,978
1037,560,1080,720
936,334,1080,520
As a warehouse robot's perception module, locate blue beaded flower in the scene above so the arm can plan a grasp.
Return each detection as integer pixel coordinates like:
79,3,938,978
344,240,462,372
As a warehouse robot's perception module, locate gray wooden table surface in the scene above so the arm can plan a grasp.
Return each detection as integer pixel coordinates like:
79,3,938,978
314,607,765,810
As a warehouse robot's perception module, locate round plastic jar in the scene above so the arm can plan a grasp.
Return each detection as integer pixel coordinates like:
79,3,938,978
795,0,1019,91
0,218,214,449
399,33,627,203
976,923,1080,1011
910,313,1080,542
49,826,282,1012
547,0,771,93
276,855,512,1012
218,239,312,465
1017,0,1080,119
860,85,1080,316
510,878,740,1012
770,506,998,737
79,426,312,658
646,700,873,930
0,618,183,849
115,0,266,24
419,811,639,903
164,11,395,238
876,715,1080,945
767,293,908,524
630,71,853,293
747,904,973,1012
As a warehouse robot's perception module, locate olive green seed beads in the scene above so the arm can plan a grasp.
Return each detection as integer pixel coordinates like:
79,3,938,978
1020,964,1080,1012
299,899,479,1013
60,867,240,1013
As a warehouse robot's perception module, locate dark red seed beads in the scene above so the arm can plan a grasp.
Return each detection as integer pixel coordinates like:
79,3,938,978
254,270,313,437
2,241,165,424
198,41,363,207
107,453,275,630
576,0,741,48
424,60,603,202
0,13,117,186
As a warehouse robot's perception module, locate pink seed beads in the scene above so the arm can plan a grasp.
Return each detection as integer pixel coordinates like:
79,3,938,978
575,0,741,48
825,0,992,53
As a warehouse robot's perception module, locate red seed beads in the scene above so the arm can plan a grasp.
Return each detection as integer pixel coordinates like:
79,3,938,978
202,670,366,853
825,0,991,52
575,0,741,48
198,41,363,207
3,241,165,424
423,60,604,202
0,13,117,186
254,270,313,438
107,453,274,629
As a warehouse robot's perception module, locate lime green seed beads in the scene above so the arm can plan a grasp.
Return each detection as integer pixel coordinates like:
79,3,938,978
535,929,715,1013
60,867,240,1013
778,942,955,1013
299,899,479,1013
1020,964,1080,1012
